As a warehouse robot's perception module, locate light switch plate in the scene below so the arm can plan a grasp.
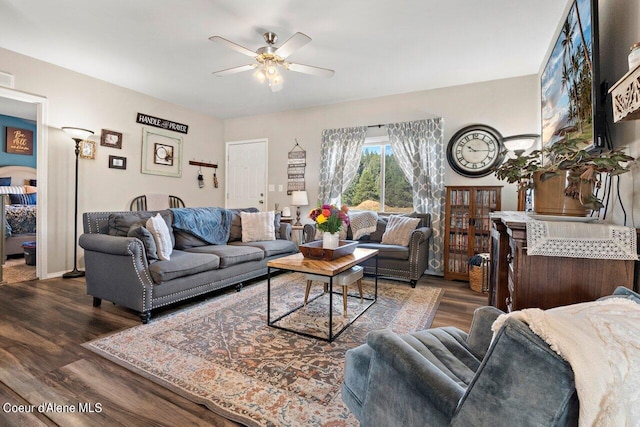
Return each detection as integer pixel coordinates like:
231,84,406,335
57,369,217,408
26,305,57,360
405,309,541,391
268,184,275,192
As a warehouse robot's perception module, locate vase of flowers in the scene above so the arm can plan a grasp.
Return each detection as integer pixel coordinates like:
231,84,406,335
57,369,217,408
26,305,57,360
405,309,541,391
308,204,350,249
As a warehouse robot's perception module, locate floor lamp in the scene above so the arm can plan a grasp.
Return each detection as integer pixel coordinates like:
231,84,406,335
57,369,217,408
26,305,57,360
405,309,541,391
62,126,94,279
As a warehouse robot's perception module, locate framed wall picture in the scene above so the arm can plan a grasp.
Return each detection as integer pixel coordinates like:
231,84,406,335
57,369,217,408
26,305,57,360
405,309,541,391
141,127,182,177
5,127,34,155
79,140,96,159
154,143,174,166
101,129,123,149
109,155,127,170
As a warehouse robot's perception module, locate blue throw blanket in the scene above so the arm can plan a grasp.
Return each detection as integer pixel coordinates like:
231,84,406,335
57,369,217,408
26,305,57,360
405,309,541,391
170,207,232,245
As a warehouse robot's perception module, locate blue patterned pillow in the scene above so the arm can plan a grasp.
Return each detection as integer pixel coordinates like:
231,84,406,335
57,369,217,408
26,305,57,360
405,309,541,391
9,193,37,205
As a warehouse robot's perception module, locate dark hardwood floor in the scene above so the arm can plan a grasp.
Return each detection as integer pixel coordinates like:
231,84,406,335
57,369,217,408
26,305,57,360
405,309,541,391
0,274,486,426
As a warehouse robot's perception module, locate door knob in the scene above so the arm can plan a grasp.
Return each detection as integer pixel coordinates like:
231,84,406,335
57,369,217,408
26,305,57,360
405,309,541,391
259,200,264,204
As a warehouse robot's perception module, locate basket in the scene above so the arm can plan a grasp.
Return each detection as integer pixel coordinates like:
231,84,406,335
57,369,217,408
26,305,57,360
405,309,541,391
469,253,490,293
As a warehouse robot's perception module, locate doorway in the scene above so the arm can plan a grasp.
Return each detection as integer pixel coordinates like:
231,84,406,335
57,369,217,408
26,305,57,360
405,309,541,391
0,87,48,282
225,139,268,211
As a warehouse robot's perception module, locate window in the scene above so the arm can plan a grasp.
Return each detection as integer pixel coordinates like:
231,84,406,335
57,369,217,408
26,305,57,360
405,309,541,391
342,137,413,213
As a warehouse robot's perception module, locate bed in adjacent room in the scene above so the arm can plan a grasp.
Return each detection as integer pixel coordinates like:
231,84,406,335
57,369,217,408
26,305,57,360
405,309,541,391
0,165,37,258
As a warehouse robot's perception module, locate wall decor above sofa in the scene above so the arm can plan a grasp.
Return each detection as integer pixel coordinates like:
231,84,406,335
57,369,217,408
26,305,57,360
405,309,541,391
141,127,183,177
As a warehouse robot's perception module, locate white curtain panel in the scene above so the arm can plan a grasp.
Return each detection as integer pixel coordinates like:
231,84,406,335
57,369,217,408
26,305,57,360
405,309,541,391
387,118,445,273
318,127,367,205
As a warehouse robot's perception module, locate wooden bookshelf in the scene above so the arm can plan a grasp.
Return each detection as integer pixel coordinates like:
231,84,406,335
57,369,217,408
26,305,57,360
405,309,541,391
444,186,502,281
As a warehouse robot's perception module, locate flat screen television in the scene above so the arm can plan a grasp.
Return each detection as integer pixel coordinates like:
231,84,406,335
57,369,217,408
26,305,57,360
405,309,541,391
541,0,603,150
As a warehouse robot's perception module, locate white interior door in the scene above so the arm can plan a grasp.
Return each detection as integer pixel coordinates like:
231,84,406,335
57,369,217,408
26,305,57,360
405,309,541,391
225,139,268,210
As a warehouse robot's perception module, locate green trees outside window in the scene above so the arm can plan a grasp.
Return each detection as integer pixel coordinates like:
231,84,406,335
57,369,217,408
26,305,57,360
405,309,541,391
343,144,413,212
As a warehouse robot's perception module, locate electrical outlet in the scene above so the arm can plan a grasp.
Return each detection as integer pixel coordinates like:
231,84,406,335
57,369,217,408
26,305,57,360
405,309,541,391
278,184,283,192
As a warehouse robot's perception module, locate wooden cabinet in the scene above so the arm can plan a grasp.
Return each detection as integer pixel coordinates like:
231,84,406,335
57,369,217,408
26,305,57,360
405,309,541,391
444,186,501,281
489,212,635,312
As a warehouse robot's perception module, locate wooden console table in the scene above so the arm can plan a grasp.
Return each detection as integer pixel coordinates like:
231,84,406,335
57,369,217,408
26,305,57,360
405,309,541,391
489,212,635,312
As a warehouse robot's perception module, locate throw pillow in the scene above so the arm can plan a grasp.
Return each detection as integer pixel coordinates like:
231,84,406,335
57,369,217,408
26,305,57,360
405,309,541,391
127,223,159,263
146,213,173,261
9,193,36,205
349,211,379,240
0,177,11,186
228,207,259,241
381,215,421,246
241,211,276,242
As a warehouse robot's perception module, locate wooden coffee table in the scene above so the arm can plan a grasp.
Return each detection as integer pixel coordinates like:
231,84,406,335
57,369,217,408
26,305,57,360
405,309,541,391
266,248,378,342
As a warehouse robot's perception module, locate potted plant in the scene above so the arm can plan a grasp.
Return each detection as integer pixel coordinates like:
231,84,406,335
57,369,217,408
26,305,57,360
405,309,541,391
494,139,634,215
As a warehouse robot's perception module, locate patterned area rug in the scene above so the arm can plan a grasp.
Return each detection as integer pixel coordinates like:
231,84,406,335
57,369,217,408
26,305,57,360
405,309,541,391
84,273,444,427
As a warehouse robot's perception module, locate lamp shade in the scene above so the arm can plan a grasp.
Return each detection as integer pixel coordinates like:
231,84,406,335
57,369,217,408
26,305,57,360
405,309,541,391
291,190,309,206
502,134,539,154
62,127,94,140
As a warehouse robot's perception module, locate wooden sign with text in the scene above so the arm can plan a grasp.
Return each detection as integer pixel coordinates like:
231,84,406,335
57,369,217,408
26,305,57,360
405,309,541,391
5,127,34,155
136,113,189,134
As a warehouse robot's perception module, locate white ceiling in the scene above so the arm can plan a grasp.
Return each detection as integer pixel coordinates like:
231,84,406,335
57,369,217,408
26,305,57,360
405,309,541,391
0,0,568,119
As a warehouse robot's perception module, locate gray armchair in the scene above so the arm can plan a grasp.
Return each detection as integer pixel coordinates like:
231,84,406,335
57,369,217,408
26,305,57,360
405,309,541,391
342,287,640,427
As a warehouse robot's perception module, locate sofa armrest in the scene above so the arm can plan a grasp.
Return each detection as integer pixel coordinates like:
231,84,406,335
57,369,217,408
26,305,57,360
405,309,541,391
366,329,465,418
410,226,432,244
79,233,155,313
79,233,146,257
279,222,292,240
466,306,504,360
303,223,317,243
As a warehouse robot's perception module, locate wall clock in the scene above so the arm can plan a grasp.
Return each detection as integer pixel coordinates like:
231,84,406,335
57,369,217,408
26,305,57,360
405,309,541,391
446,124,504,178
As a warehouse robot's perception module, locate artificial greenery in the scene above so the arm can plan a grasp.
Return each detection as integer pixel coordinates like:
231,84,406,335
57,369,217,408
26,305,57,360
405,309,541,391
494,139,634,210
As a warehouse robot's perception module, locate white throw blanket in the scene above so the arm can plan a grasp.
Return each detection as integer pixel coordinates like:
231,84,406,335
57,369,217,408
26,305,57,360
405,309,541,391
492,298,640,427
349,211,379,240
145,193,170,211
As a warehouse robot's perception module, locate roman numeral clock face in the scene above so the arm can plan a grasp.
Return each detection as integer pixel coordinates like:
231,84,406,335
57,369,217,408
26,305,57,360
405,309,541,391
446,125,504,178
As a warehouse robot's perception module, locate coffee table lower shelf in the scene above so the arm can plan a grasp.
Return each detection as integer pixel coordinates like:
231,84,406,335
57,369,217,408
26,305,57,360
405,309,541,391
266,248,378,342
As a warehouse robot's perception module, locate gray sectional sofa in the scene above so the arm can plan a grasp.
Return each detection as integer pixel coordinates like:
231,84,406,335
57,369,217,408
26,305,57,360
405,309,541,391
303,212,432,287
79,208,297,323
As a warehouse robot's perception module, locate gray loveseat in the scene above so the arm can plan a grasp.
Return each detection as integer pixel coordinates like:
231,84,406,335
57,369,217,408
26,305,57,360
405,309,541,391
303,212,431,287
79,208,297,323
342,287,640,426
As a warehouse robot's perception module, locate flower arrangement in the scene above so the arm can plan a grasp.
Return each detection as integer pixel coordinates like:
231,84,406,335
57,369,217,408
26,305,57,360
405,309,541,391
308,204,350,234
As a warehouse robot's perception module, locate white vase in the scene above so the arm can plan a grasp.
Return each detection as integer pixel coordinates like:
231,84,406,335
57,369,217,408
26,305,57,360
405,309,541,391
322,232,340,249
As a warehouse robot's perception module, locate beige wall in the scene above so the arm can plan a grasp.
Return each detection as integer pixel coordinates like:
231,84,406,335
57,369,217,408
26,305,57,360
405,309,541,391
224,75,539,221
598,0,640,226
0,47,225,276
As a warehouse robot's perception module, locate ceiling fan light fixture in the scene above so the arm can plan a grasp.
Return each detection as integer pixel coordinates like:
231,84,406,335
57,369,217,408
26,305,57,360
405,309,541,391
254,69,266,83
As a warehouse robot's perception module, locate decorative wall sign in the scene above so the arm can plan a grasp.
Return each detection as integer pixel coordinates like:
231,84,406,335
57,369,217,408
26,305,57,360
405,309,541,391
141,127,183,177
287,140,306,195
5,127,33,155
136,112,189,134
79,140,96,159
109,155,127,170
101,129,123,149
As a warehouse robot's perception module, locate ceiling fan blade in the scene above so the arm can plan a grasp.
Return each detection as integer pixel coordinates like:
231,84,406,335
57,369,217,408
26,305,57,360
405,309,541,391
209,36,257,57
274,32,311,58
287,62,335,78
212,64,256,76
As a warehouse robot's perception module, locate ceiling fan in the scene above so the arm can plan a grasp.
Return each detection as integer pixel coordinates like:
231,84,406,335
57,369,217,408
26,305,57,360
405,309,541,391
209,31,335,92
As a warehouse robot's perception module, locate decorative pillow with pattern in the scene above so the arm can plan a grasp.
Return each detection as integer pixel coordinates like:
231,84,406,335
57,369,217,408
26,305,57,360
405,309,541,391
381,215,421,246
241,211,276,242
146,213,173,261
